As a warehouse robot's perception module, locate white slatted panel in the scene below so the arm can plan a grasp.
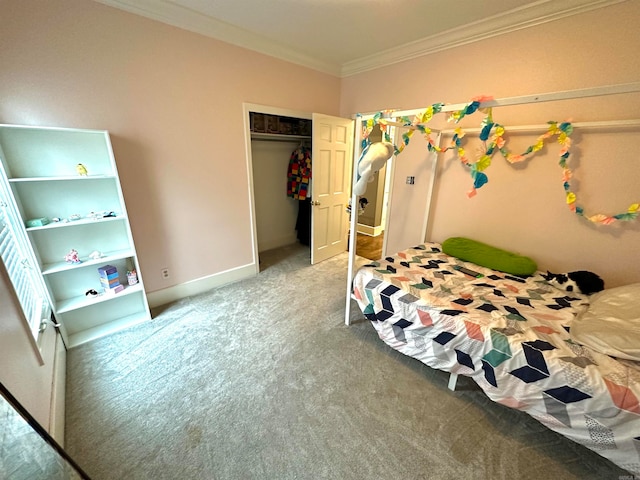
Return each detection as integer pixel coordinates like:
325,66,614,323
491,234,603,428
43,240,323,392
0,198,46,340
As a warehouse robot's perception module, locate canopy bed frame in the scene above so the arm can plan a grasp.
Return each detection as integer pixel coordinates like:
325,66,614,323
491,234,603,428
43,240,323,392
343,82,640,475
346,81,640,325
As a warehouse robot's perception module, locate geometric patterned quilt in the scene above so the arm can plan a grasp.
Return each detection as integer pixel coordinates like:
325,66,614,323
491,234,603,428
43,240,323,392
352,243,640,474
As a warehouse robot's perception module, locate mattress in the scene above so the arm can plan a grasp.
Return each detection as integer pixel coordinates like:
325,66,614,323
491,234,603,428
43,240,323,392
351,243,640,474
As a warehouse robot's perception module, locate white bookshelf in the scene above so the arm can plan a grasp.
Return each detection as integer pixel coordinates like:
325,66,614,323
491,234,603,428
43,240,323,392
0,124,151,347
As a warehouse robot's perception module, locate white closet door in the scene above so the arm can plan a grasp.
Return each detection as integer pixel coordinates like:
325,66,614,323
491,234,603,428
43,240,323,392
311,114,354,264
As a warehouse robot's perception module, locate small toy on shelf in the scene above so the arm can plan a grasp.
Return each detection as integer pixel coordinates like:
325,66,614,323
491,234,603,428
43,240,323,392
127,269,138,286
86,210,117,220
25,217,50,228
64,249,81,264
98,264,124,294
89,250,104,260
76,163,88,176
126,258,138,285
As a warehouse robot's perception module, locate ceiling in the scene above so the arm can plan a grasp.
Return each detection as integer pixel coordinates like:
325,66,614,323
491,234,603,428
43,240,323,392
96,0,622,76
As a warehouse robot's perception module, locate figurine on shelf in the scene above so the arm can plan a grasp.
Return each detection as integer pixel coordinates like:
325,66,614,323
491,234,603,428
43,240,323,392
64,249,81,264
68,213,81,222
76,163,88,176
89,250,104,260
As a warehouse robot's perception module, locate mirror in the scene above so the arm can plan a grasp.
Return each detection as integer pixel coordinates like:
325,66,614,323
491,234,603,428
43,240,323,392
354,124,392,261
0,382,89,479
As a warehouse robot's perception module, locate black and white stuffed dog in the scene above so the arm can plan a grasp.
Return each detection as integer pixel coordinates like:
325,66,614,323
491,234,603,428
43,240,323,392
542,270,605,295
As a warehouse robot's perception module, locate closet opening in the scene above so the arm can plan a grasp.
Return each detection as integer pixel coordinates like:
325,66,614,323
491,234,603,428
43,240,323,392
244,103,355,272
244,104,313,271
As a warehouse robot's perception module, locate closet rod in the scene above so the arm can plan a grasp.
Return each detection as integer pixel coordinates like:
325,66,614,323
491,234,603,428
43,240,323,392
250,133,311,142
356,82,640,121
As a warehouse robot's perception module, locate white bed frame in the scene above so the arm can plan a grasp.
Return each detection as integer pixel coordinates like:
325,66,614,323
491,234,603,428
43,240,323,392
344,82,640,389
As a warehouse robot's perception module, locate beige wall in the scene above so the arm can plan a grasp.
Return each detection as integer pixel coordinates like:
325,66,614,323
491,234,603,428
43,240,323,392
0,0,341,293
251,138,301,252
0,262,54,428
341,1,640,288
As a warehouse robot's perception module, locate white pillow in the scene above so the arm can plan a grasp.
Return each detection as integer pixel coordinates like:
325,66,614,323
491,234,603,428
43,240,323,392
571,283,640,362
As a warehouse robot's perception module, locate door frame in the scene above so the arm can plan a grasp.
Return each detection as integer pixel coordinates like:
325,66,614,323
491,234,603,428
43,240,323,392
242,103,313,274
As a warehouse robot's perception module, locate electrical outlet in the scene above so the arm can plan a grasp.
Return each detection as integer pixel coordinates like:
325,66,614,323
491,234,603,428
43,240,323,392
161,268,170,279
406,176,415,185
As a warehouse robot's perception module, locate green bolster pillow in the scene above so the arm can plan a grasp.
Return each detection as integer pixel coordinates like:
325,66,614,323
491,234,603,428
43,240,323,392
442,237,537,277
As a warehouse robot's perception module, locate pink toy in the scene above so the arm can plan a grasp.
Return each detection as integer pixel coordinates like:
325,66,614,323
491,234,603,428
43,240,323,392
64,249,81,264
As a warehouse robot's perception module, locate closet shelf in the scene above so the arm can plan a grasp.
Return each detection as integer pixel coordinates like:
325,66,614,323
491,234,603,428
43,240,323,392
251,132,311,142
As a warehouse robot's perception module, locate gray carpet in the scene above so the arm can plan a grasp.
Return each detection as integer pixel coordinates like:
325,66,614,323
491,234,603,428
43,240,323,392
65,243,628,479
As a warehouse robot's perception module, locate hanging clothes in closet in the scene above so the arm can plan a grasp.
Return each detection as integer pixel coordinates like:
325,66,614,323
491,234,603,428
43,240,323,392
287,144,312,245
287,144,311,200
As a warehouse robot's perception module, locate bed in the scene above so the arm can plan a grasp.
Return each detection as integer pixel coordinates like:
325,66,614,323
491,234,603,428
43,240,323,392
351,242,640,474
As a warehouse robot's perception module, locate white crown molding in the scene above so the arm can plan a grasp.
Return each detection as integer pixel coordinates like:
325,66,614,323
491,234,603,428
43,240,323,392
96,0,626,78
94,0,342,75
341,0,628,77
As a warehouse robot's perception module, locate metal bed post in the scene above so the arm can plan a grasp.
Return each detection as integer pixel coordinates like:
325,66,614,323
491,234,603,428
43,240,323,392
345,115,363,326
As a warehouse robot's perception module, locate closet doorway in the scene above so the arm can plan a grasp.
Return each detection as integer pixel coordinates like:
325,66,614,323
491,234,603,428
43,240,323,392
243,104,354,271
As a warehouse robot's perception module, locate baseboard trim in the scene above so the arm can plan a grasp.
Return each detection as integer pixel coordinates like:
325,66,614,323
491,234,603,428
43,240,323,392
146,262,257,308
356,223,384,237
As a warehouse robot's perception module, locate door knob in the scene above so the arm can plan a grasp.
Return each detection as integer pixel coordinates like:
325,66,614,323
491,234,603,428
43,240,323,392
311,200,321,206
39,318,61,333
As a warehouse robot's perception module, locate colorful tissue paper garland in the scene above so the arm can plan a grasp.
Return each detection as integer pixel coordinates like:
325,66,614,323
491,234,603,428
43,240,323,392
360,99,638,226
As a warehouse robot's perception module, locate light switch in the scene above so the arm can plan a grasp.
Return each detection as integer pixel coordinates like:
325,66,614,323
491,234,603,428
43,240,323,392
406,176,415,185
